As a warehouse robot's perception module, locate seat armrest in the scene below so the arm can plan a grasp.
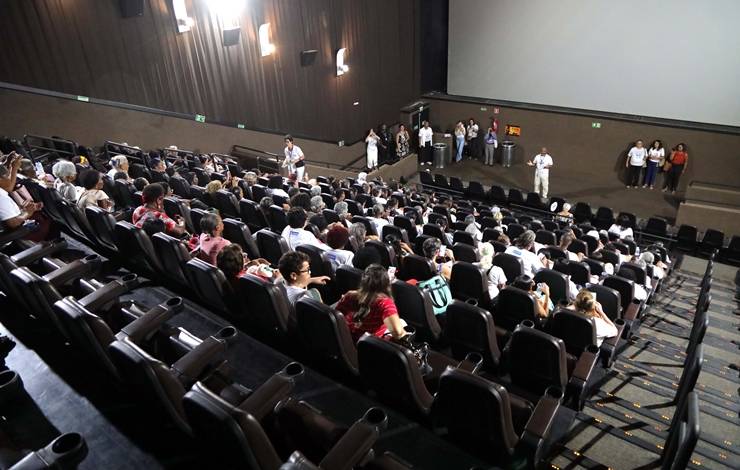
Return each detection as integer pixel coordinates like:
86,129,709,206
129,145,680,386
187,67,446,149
320,408,387,470
42,255,100,287
0,225,30,246
171,331,231,386
455,352,483,375
10,240,67,266
623,299,641,321
78,274,141,312
514,387,562,468
116,297,184,344
41,257,66,272
566,346,599,410
238,362,303,421
599,319,625,368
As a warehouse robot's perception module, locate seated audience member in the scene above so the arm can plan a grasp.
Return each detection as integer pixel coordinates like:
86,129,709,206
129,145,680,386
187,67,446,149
217,244,277,288
51,160,79,202
278,251,330,305
571,289,619,346
259,196,273,222
205,179,223,195
369,204,389,236
348,222,369,252
325,223,354,272
353,245,382,270
268,175,289,199
477,242,507,300
150,158,169,180
506,230,549,277
77,170,113,211
196,213,231,265
423,236,454,281
497,233,511,247
309,196,327,231
617,268,648,302
511,275,553,318
336,264,407,342
107,155,129,180
0,156,43,232
464,214,482,242
334,201,351,227
291,192,312,212
434,216,454,246
608,214,634,240
556,203,574,224
132,183,186,237
133,177,149,192
281,207,328,251
559,232,583,261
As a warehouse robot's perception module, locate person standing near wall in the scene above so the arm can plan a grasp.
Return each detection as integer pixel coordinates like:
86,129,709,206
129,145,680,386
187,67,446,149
663,143,688,194
378,124,393,166
396,124,410,159
527,147,553,199
418,121,433,166
625,140,647,188
366,128,380,170
283,135,306,181
484,127,498,166
454,121,466,163
466,118,479,160
643,139,665,189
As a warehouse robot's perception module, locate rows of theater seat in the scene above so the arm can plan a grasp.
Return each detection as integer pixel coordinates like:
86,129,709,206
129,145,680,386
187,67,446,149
1,135,715,468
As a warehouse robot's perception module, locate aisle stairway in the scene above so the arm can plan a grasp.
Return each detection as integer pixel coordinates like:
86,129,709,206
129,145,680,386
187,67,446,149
550,256,739,470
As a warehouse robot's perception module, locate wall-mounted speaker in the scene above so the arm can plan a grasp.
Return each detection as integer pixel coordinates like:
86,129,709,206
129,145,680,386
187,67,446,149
223,28,241,47
120,0,144,18
300,50,318,67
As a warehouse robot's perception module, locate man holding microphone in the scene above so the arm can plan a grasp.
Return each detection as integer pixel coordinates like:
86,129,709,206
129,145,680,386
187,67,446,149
527,147,553,199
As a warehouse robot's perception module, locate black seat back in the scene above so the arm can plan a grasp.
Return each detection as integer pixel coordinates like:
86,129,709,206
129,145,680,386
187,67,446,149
239,199,269,231
268,205,288,233
113,221,163,274
533,269,569,305
295,297,358,376
222,218,260,260
400,254,436,282
452,243,478,263
185,258,230,313
335,265,363,296
507,325,568,395
85,206,118,252
391,280,441,343
446,300,501,370
238,274,293,338
449,262,490,306
495,287,536,331
492,253,522,282
547,309,597,356
602,275,635,314
215,189,239,218
151,232,191,286
586,283,621,321
618,262,647,285
256,229,289,266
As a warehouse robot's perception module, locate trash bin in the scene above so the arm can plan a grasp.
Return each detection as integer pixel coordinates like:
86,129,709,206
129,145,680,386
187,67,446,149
501,141,515,168
433,143,449,169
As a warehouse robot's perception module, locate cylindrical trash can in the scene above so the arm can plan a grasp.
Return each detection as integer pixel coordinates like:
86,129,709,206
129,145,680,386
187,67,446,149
433,143,448,169
501,141,515,168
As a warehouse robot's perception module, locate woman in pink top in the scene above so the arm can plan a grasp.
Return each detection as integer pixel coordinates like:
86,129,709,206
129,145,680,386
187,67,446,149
196,213,231,265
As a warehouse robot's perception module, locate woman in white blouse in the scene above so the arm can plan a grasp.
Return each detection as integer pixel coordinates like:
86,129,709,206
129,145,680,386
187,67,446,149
572,289,618,346
366,129,380,170
643,139,665,189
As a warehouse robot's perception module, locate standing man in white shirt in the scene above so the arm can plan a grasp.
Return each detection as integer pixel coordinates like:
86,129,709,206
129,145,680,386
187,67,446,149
526,147,554,199
282,135,306,182
418,121,433,166
625,140,647,189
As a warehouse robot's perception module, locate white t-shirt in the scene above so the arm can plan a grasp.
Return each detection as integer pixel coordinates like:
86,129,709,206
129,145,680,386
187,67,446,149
483,265,507,299
593,316,618,347
648,147,665,163
325,249,354,272
284,145,304,172
608,224,634,240
627,147,647,166
505,245,543,278
280,226,328,251
418,127,433,146
370,217,389,236
466,123,479,139
366,135,378,149
533,154,554,175
0,188,22,222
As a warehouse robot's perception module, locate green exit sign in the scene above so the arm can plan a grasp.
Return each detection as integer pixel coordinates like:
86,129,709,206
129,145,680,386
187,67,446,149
592,122,602,129
237,123,245,129
195,114,206,123
76,95,89,102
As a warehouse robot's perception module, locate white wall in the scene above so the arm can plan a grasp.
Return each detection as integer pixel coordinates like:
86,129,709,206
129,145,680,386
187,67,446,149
447,0,740,127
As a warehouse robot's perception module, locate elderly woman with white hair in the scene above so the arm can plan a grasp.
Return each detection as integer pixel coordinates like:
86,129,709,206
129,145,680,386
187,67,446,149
107,155,130,180
334,201,351,227
556,202,573,224
477,242,507,300
51,160,80,202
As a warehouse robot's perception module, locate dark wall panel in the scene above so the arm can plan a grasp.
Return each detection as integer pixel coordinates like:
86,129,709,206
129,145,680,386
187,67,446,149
0,0,420,143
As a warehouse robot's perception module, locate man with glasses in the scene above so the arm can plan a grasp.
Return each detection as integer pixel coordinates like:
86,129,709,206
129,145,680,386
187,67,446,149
278,251,330,306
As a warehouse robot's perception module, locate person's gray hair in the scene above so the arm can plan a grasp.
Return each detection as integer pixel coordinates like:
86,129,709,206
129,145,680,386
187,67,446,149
334,201,348,216
514,230,536,248
109,154,128,169
464,214,476,225
52,160,76,179
372,204,384,217
349,222,366,241
423,237,442,259
310,195,324,212
562,202,571,211
639,252,655,265
20,159,34,173
310,185,321,197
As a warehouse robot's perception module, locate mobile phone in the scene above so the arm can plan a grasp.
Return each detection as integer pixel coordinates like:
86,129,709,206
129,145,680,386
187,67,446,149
439,245,447,257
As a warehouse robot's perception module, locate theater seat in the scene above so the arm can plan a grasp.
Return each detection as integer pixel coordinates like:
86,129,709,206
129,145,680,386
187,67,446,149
399,254,436,282
185,258,232,314
506,323,598,410
365,240,396,268
449,262,491,308
445,300,504,372
239,199,269,232
151,233,191,286
113,221,163,274
222,218,260,260
391,280,442,344
335,265,363,296
432,367,562,468
533,269,569,305
495,287,539,332
54,295,184,379
109,327,241,435
393,215,418,240
238,274,294,341
535,230,556,246
85,206,119,253
269,205,288,233
602,275,640,320
492,253,522,283
451,243,478,263
295,297,359,379
163,197,195,234
256,229,289,266
215,189,240,218
382,225,410,244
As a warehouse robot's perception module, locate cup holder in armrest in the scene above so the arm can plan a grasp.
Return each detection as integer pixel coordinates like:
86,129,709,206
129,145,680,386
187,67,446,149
362,407,388,430
585,344,600,355
10,432,88,469
0,370,25,406
544,386,564,401
282,362,304,379
215,326,237,342
465,298,479,306
520,320,535,328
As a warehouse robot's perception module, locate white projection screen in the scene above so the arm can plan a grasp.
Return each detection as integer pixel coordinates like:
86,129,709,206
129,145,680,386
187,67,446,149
447,0,740,127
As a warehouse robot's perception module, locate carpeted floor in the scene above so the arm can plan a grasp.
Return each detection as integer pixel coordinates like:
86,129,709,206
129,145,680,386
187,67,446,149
417,159,682,222
548,256,739,470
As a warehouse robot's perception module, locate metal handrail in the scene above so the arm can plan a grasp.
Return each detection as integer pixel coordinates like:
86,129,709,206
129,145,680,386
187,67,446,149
231,144,366,173
23,134,77,163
